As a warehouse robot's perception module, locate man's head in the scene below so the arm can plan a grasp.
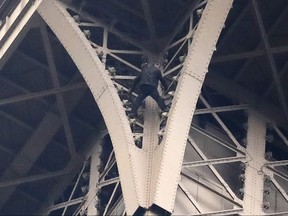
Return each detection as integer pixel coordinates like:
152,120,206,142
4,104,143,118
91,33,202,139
154,62,163,70
141,62,148,69
154,62,160,67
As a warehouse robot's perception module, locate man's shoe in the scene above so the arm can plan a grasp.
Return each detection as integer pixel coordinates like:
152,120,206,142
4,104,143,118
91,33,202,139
129,113,135,118
163,107,169,113
129,112,139,119
161,112,168,118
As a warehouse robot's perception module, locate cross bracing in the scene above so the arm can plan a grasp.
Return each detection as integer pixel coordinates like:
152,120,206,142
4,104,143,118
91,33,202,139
0,0,288,215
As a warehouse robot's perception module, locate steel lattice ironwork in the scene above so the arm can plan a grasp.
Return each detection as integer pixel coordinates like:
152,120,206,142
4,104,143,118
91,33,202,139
0,0,288,215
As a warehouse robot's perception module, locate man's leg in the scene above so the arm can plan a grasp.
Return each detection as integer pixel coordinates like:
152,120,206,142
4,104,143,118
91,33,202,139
131,92,148,116
149,88,168,112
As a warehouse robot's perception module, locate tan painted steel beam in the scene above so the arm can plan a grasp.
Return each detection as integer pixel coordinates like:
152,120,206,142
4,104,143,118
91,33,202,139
0,0,43,59
0,82,87,106
232,4,288,82
205,72,285,125
242,111,266,215
37,1,140,214
0,85,86,208
0,169,69,188
252,0,288,120
40,23,77,156
151,0,234,212
141,0,157,41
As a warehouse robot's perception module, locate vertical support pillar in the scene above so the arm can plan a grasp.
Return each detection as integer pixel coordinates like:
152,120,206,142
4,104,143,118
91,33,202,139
242,111,266,215
131,98,161,209
144,99,161,207
86,144,102,215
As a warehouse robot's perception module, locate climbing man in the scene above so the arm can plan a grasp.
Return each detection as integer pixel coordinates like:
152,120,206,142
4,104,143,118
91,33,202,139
128,62,169,117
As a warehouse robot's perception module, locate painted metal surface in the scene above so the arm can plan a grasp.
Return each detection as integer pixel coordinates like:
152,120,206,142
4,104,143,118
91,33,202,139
0,0,43,59
152,0,234,211
2,0,288,215
242,111,266,215
86,144,102,216
37,1,139,214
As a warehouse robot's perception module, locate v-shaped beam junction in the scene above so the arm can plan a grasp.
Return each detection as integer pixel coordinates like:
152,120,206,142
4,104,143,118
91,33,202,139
38,0,233,214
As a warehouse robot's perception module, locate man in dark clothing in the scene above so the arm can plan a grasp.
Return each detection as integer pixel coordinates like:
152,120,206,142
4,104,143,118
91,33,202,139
129,63,168,117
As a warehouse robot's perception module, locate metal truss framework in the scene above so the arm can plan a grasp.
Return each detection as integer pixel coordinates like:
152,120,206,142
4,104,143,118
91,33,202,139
37,0,236,214
1,0,288,215
38,0,288,215
0,0,43,63
45,104,288,216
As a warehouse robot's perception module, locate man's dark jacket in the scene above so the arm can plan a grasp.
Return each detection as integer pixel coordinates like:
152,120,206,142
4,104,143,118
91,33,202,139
131,65,167,91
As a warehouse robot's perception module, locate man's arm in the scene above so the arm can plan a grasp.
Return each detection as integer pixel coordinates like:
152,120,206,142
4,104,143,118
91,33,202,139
159,75,168,92
154,65,168,91
129,74,141,93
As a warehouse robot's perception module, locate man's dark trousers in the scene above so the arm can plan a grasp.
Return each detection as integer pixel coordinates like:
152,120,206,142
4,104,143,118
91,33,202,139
131,84,167,115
